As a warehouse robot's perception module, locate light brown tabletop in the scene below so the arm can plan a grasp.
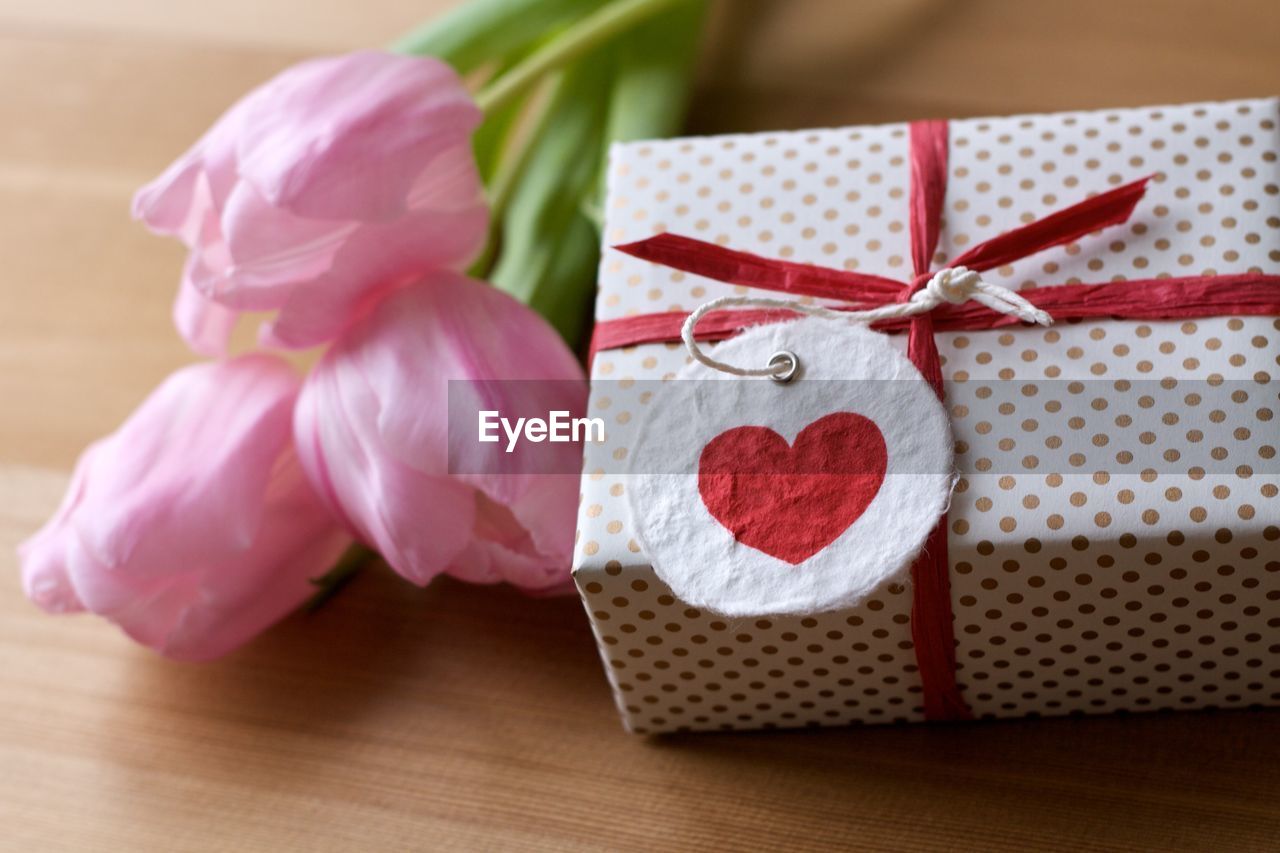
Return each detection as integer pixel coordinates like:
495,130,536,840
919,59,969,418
2,0,1278,849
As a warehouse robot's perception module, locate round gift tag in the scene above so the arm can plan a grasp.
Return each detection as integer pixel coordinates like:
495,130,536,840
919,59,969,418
627,317,954,617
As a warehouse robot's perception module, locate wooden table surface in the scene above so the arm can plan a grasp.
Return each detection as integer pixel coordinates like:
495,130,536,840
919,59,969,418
2,0,1278,849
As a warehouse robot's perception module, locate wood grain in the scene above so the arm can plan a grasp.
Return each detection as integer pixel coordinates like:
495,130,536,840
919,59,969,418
1,1,1278,849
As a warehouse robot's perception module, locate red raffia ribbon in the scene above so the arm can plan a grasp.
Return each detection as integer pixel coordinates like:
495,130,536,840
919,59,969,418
589,119,1280,721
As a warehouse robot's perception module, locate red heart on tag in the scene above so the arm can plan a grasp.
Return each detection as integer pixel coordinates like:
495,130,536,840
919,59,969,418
697,412,888,565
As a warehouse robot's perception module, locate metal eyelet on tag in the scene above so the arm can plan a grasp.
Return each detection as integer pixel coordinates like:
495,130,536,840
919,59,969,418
768,350,799,384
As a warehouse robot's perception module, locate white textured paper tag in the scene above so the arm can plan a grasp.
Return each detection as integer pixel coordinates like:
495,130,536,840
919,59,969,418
627,318,954,617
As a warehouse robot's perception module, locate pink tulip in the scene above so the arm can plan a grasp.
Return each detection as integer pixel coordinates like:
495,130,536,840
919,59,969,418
133,50,488,355
18,356,350,660
294,271,585,591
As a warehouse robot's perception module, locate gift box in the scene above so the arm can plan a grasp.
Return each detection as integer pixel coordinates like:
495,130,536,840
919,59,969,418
571,97,1280,734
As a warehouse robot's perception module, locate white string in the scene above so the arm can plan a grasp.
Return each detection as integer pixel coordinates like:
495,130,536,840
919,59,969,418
681,266,1054,378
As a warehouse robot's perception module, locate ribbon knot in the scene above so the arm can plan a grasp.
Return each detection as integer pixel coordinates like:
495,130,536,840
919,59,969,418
679,265,1055,377
914,266,1054,328
923,266,979,304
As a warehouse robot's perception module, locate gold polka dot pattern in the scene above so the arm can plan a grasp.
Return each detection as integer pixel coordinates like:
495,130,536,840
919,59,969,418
574,98,1280,734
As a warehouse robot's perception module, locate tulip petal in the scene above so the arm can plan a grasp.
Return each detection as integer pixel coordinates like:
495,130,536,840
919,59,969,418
236,51,482,223
257,202,488,349
65,453,349,661
17,444,97,614
402,139,490,215
348,272,584,472
131,155,202,237
295,346,477,585
219,179,356,303
75,356,301,577
17,355,351,659
173,254,239,356
133,95,247,237
445,493,572,591
293,274,583,591
136,50,488,355
486,472,580,573
350,275,584,576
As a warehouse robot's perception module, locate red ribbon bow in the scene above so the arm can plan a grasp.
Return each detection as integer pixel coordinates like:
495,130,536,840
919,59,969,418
590,120,1280,721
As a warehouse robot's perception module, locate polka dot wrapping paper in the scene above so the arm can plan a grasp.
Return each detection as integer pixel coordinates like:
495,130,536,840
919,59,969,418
572,97,1280,734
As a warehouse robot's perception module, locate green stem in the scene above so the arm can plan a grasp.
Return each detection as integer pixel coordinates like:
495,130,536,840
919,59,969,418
468,73,563,281
487,84,556,227
305,543,376,612
392,0,595,71
474,0,686,115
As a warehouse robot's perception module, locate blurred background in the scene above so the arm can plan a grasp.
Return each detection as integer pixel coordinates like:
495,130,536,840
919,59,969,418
1,1,1277,849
